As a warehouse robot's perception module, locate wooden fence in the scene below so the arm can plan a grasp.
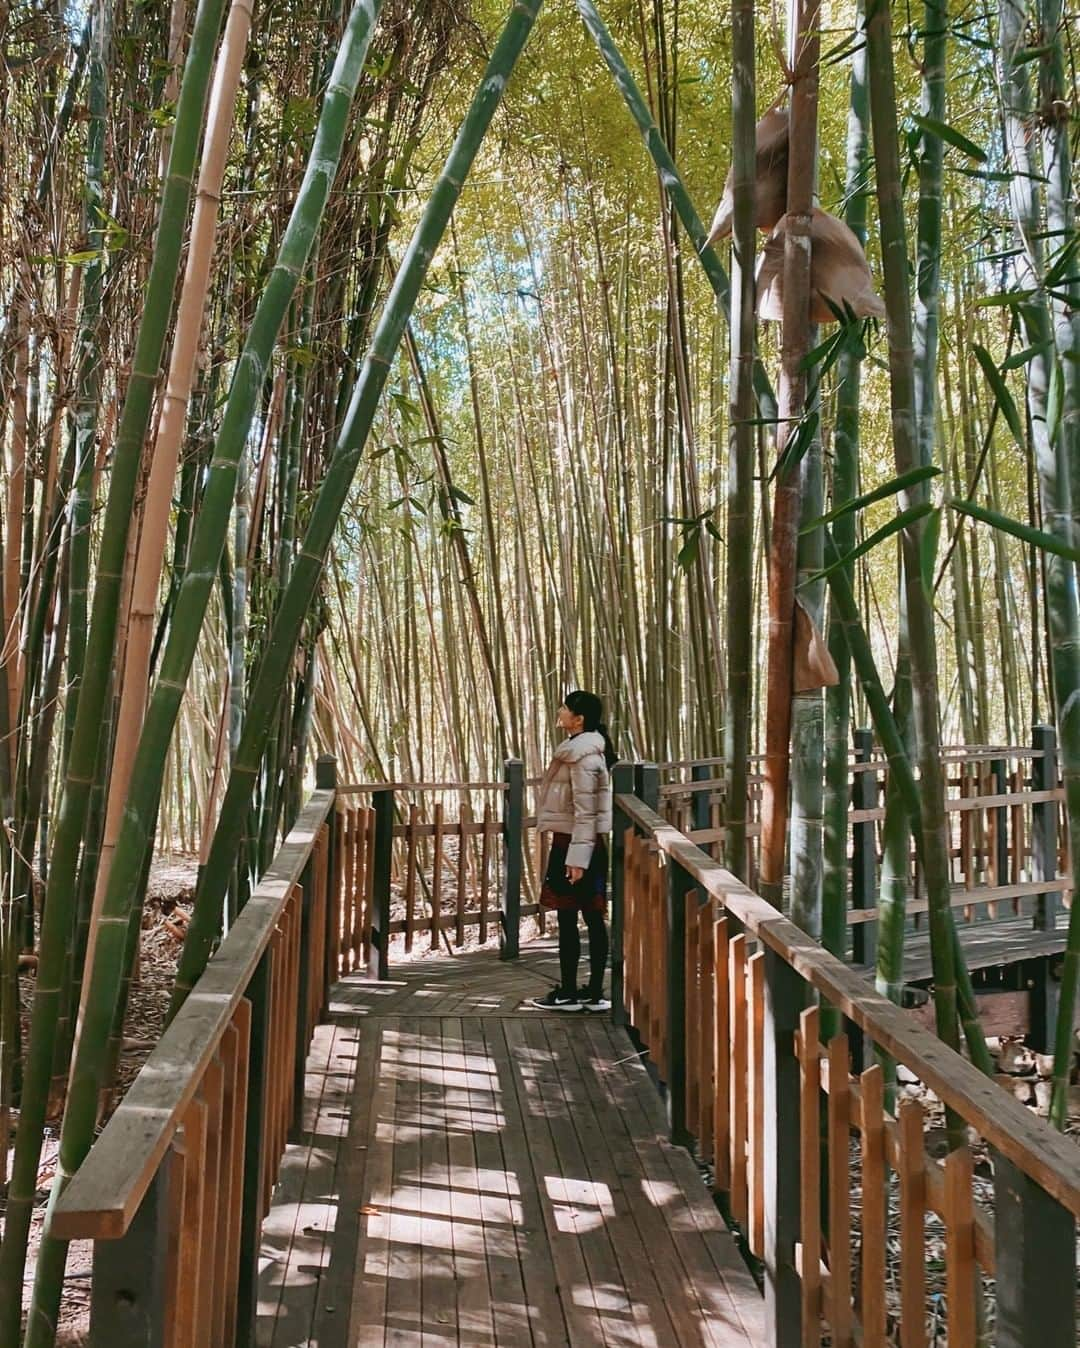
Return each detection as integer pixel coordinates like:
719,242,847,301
655,727,1069,940
614,789,1080,1347
337,758,553,968
51,758,345,1347
335,732,1068,988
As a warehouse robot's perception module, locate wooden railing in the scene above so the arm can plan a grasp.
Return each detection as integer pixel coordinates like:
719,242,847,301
655,726,1070,939
613,790,1080,1347
338,758,547,966
51,757,344,1347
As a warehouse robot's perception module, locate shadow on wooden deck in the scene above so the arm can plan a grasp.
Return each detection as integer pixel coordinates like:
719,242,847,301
255,940,763,1347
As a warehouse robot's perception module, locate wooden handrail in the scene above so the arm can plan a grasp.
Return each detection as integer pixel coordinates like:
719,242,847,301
338,779,509,792
659,744,1044,773
52,788,336,1241
616,792,1080,1219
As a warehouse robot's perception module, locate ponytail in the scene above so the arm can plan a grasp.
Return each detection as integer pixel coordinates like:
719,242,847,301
596,720,618,770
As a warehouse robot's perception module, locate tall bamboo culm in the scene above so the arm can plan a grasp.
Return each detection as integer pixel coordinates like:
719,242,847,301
723,0,757,881
864,0,962,1087
20,2,387,1337
0,0,230,1327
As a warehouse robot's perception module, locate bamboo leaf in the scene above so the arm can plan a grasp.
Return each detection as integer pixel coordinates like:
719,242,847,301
676,527,700,571
920,506,942,593
802,464,941,531
1044,234,1079,287
912,114,987,162
971,343,1025,447
769,410,819,483
948,498,1080,562
975,289,1038,307
803,503,936,585
799,330,842,373
1047,357,1064,443
1001,341,1051,371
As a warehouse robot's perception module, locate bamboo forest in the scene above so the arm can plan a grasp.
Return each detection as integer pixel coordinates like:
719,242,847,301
0,0,1077,1340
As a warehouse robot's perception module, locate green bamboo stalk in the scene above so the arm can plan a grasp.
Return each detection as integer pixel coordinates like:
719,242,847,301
0,0,228,1326
722,0,756,880
21,3,386,1337
791,392,824,936
913,0,946,473
824,532,994,1076
761,0,820,909
998,0,1080,1130
61,0,108,772
1037,0,1079,493
869,0,949,1049
822,0,869,989
1035,0,1080,1135
170,0,543,999
785,0,825,936
865,0,962,1077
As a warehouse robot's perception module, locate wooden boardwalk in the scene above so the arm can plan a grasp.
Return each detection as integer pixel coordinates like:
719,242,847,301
256,939,763,1346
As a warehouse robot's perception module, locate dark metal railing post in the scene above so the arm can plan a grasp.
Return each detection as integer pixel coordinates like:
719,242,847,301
992,756,1008,886
1032,723,1059,931
666,858,691,1146
993,1151,1076,1347
635,761,659,812
293,857,313,1134
1030,725,1060,1050
89,1152,174,1347
610,761,635,1026
851,728,877,969
236,952,272,1347
691,761,711,837
315,755,338,1016
370,787,394,979
501,758,524,960
763,946,805,1346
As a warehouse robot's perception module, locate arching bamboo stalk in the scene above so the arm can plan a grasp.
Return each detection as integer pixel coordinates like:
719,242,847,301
174,0,546,1004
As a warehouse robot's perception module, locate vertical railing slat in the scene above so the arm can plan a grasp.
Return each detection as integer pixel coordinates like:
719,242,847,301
501,758,523,959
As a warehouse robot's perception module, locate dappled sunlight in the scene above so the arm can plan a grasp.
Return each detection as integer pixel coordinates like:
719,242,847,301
259,945,761,1344
546,1175,616,1232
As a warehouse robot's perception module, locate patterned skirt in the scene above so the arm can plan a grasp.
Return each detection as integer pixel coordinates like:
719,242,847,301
539,833,609,912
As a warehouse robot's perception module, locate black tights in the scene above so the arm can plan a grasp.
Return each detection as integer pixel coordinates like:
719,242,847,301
557,907,609,998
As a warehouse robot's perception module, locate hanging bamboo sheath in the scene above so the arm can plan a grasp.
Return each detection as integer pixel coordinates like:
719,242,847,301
759,0,820,907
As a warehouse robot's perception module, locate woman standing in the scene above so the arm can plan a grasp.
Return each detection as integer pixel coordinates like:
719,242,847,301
530,690,616,1012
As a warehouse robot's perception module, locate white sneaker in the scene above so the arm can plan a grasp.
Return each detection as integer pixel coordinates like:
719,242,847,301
530,989,582,1011
579,991,611,1012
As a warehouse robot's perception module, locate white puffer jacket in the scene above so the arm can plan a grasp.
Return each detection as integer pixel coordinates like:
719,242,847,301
535,731,613,870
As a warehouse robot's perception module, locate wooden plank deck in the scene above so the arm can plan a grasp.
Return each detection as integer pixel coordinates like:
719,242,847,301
852,911,1071,983
256,939,763,1346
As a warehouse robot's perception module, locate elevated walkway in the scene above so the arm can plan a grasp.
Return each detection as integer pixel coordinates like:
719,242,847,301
257,940,763,1346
